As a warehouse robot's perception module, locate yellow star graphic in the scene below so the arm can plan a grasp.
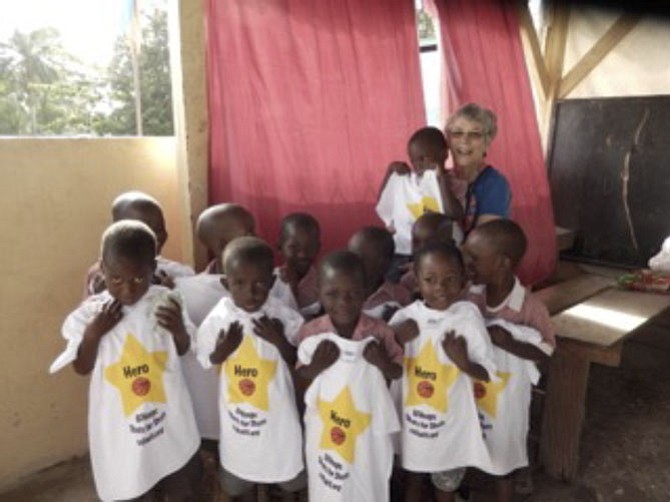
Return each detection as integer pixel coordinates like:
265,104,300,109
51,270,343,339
405,340,459,413
317,386,371,464
104,334,168,417
474,372,510,418
224,335,277,411
407,196,440,219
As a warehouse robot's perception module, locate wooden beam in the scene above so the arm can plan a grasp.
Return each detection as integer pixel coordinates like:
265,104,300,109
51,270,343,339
517,1,550,99
558,13,641,98
544,2,570,85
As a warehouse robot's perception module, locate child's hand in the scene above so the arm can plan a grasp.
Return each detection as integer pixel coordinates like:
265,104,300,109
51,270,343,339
253,316,285,347
154,270,175,289
488,325,513,348
395,319,419,344
382,304,400,322
441,330,469,369
211,321,244,364
309,340,340,375
88,299,123,339
364,341,402,380
90,274,107,295
278,265,300,290
156,298,190,354
387,161,411,176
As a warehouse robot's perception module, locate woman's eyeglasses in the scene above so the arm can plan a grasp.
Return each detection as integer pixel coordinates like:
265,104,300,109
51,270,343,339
447,130,484,140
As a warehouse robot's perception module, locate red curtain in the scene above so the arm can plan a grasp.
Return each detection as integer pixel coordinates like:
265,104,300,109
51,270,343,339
206,0,426,253
430,0,556,285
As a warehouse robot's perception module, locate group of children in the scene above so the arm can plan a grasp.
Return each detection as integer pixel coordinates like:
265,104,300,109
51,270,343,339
50,126,555,502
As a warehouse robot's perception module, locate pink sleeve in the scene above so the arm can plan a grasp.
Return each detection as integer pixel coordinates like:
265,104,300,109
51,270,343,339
524,294,556,347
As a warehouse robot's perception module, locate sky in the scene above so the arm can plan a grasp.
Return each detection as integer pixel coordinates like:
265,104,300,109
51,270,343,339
0,0,165,66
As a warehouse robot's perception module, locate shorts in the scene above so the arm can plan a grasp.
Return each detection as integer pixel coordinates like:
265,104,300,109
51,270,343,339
431,467,466,493
219,468,307,497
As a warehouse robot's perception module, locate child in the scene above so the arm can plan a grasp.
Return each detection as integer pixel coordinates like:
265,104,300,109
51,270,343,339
297,251,402,501
376,127,463,281
389,241,496,502
462,219,554,502
276,212,321,318
399,212,455,296
198,203,255,274
195,236,306,500
84,191,194,297
50,221,201,501
348,226,411,321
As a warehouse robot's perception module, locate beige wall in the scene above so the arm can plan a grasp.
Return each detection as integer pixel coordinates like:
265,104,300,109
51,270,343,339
0,138,188,489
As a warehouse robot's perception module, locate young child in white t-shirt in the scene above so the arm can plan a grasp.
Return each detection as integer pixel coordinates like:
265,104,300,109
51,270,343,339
83,191,195,297
462,219,554,502
195,236,306,500
390,241,496,502
297,250,402,501
51,220,201,501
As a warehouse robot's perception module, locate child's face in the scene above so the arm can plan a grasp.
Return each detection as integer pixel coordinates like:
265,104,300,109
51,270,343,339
416,253,464,311
125,207,168,254
348,236,388,289
102,256,155,306
408,141,446,177
280,226,319,277
319,269,366,332
462,232,503,285
223,260,275,313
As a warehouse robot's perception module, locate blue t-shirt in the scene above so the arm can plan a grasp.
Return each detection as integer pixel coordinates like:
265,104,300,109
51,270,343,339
464,166,511,234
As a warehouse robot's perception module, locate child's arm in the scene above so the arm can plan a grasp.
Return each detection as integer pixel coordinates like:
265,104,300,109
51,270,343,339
363,341,402,380
435,165,464,222
442,331,490,381
210,321,244,365
73,300,123,375
488,325,549,362
253,316,297,366
377,161,411,200
296,340,339,382
155,298,190,355
393,318,419,345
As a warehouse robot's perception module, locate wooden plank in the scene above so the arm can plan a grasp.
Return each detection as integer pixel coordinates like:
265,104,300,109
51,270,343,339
534,274,614,315
540,345,590,481
551,289,670,347
517,1,550,98
558,14,641,99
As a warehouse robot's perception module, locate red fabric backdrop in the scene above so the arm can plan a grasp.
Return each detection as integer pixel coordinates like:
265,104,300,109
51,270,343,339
430,0,557,285
206,0,426,253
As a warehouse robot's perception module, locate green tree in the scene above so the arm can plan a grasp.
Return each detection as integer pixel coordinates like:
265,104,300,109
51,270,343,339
97,7,173,136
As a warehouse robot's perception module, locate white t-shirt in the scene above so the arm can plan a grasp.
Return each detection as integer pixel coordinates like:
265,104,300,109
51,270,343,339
389,300,496,473
174,273,228,440
156,256,195,279
299,333,399,502
196,296,304,483
476,319,542,476
49,286,200,501
376,171,444,255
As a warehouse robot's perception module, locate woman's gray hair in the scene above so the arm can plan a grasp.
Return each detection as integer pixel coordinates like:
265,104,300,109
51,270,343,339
446,103,498,142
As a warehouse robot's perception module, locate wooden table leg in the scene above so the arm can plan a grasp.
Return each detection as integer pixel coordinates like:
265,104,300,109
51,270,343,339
540,346,591,481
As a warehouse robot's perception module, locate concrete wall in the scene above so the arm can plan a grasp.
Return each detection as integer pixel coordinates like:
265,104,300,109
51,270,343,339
0,138,189,489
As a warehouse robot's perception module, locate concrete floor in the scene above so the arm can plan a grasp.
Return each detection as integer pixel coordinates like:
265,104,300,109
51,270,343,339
2,320,669,502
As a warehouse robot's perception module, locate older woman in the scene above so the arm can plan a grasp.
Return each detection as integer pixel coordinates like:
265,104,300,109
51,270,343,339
446,103,511,235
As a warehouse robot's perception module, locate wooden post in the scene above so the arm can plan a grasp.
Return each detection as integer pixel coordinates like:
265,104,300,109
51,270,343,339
540,345,591,481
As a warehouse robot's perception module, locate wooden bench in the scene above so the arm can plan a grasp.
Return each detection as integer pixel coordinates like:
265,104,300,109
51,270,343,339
534,273,670,481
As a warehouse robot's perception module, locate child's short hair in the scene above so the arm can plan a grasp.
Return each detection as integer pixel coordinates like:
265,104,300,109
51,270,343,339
111,191,162,221
408,126,447,152
222,236,274,275
318,250,366,285
413,240,465,275
279,212,321,244
350,226,395,260
473,219,528,266
101,220,157,265
196,203,255,241
413,212,454,245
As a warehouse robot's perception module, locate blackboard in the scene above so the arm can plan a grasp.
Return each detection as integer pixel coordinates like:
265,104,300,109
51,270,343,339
548,96,670,268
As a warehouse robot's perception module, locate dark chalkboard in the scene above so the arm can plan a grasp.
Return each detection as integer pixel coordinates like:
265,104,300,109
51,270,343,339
548,96,670,268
